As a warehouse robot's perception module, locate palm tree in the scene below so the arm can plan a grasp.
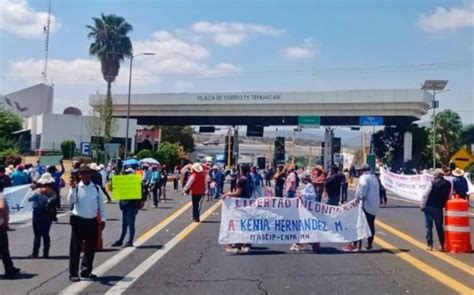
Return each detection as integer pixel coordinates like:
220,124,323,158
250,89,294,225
87,14,133,140
433,109,463,165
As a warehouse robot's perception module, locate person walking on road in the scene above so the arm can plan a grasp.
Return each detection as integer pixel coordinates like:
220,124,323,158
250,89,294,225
183,163,206,222
325,165,344,206
160,165,168,203
420,169,451,251
342,165,380,252
112,170,145,248
221,164,254,253
173,166,180,192
47,160,65,209
149,165,161,208
10,164,30,187
27,173,57,259
67,165,107,282
0,192,21,279
375,172,387,207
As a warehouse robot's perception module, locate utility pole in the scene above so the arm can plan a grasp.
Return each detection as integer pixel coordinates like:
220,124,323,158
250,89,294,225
42,0,52,84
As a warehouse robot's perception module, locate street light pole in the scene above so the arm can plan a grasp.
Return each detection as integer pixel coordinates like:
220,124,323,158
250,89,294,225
421,80,448,169
123,52,155,159
124,55,133,159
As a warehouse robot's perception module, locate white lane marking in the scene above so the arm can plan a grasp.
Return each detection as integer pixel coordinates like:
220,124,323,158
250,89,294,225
60,202,192,295
104,201,221,295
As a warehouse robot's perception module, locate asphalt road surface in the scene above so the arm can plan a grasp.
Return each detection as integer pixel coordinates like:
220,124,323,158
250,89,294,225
2,183,473,295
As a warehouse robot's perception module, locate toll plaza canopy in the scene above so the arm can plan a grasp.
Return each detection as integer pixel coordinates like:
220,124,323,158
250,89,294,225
89,89,432,126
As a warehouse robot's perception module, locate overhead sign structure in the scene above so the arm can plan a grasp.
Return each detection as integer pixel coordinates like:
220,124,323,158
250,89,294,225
298,116,321,128
81,142,91,156
359,116,384,126
450,149,473,170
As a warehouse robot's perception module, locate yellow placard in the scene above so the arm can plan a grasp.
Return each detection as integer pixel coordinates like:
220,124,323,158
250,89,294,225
111,175,142,200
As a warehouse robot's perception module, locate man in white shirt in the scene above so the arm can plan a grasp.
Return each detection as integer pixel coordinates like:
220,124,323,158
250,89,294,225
68,165,107,282
343,165,380,252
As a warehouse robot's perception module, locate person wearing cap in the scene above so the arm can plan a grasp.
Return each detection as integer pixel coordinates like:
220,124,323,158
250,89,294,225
420,168,451,251
342,165,380,252
10,164,30,187
451,168,469,200
27,173,58,258
67,165,107,282
0,192,21,279
0,166,12,193
183,163,206,222
90,163,112,203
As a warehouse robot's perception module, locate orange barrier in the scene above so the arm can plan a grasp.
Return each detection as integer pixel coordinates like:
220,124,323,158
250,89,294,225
444,195,472,253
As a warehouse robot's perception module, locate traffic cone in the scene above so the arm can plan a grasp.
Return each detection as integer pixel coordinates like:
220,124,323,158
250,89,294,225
444,195,472,253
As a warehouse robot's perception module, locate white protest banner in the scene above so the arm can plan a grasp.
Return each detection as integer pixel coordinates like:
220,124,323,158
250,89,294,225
3,184,33,223
219,197,371,244
380,167,433,202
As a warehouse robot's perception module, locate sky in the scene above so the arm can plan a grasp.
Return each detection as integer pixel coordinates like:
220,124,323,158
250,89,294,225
0,0,473,126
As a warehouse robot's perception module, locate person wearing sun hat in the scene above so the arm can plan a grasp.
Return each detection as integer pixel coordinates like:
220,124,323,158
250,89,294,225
27,173,58,258
451,167,469,200
182,163,206,222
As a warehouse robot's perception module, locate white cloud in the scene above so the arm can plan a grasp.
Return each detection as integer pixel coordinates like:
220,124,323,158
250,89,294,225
417,1,474,33
192,21,284,46
283,39,318,60
283,47,315,59
0,0,61,38
6,31,241,86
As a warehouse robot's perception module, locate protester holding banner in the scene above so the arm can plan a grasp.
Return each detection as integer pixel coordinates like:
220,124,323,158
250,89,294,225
221,164,254,253
312,166,326,202
420,169,451,251
325,166,344,206
183,163,206,222
0,192,21,279
67,165,107,282
343,165,380,252
286,166,298,198
27,173,57,259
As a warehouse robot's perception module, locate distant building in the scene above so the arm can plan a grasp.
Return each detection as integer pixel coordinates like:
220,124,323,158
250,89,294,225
24,113,138,153
1,83,53,117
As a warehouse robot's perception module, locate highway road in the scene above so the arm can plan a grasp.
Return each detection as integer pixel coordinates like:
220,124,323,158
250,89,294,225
195,143,323,158
1,184,473,295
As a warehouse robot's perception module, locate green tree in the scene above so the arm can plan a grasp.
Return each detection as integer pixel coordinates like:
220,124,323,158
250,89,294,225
160,126,195,153
372,124,430,169
87,14,133,140
136,149,153,159
461,124,474,146
431,109,463,166
60,140,76,159
155,142,180,168
0,106,22,152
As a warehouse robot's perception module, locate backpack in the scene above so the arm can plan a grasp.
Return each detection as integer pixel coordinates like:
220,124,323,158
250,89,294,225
453,176,469,197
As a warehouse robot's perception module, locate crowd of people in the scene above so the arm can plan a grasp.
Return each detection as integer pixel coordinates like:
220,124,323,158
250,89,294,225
0,156,472,280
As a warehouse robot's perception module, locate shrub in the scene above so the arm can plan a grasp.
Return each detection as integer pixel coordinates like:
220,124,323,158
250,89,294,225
60,140,76,159
135,149,153,159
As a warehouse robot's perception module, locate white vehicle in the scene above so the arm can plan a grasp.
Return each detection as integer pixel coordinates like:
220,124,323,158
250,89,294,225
203,139,219,146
